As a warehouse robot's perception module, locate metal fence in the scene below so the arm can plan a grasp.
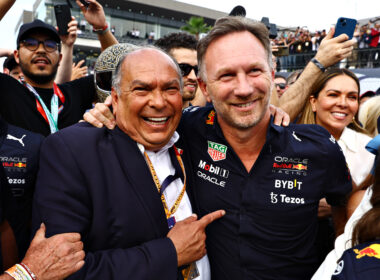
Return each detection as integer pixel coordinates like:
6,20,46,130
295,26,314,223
276,47,380,71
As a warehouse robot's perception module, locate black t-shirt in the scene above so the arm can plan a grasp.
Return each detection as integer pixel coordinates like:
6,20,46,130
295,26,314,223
177,106,352,280
0,73,95,136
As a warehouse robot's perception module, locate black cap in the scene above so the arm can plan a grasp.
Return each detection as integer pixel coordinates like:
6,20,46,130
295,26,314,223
17,19,60,47
3,56,18,71
229,5,246,17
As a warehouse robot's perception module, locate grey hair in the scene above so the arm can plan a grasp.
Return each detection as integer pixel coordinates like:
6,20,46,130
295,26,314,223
112,46,183,96
197,16,272,81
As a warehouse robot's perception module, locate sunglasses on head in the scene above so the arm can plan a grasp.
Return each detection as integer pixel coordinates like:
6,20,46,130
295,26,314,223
20,38,59,53
94,70,113,93
275,83,286,90
178,63,198,76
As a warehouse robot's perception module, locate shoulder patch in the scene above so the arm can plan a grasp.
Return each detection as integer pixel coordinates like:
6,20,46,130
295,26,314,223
206,110,215,125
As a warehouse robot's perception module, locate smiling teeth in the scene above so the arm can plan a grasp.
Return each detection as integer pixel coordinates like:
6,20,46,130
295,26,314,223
332,112,347,117
144,117,168,125
236,102,253,108
148,117,168,121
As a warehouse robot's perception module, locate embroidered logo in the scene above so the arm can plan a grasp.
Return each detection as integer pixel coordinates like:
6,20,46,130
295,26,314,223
206,110,215,125
329,135,336,144
207,141,227,161
7,134,26,147
292,131,301,142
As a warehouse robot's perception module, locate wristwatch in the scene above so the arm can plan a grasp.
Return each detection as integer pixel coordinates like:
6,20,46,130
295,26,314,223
310,58,326,72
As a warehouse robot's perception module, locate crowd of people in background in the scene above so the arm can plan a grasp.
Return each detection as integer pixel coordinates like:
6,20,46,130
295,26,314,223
0,0,379,279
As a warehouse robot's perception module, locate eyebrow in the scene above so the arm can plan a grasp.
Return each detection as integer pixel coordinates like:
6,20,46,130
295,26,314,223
131,80,150,88
326,89,359,94
130,79,180,88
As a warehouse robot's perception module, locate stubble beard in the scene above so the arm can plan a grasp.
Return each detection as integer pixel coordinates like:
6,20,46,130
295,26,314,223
19,59,58,85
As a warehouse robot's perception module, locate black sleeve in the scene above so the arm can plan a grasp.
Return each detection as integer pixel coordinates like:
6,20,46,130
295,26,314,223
324,137,352,206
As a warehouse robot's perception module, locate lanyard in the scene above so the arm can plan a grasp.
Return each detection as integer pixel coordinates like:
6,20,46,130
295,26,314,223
144,145,186,220
23,82,65,133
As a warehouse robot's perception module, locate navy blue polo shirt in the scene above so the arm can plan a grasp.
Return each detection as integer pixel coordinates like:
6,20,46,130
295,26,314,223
332,240,380,280
178,106,352,280
0,118,43,271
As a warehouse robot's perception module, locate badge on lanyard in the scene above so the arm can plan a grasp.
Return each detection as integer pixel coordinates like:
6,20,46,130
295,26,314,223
182,262,200,280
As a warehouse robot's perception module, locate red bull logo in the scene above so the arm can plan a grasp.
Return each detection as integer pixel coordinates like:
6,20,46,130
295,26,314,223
354,244,380,259
14,162,26,168
206,110,215,125
293,164,307,170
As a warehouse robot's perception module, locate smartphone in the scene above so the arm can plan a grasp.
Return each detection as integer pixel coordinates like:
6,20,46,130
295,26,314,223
54,4,71,35
334,17,357,39
79,0,90,8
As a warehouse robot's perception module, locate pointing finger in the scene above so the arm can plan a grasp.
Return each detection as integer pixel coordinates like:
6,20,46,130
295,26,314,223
198,210,225,229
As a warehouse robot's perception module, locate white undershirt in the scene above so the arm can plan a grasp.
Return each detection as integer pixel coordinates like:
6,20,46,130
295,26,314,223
137,131,210,280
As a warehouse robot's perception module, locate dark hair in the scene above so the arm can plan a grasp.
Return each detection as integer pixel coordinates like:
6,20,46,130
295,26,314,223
154,32,197,54
274,74,286,81
197,16,271,80
286,70,303,85
297,68,367,135
352,151,380,246
3,56,18,71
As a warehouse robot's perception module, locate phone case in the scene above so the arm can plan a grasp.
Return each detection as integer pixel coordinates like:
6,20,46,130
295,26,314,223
334,17,357,39
54,4,71,35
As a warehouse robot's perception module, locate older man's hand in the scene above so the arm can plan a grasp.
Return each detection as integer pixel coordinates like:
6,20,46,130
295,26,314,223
167,210,225,267
22,223,85,280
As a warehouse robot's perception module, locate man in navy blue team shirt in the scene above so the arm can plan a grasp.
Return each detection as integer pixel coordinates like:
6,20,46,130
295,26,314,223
175,17,352,280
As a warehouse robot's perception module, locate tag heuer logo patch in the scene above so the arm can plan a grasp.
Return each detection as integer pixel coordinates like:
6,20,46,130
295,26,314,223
208,141,227,161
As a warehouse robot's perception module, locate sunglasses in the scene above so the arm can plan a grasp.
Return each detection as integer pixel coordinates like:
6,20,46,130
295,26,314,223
20,38,59,53
275,83,286,90
178,63,198,76
94,70,113,93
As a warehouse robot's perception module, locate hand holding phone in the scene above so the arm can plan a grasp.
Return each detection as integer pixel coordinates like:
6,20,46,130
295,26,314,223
54,4,71,35
334,17,357,40
79,0,90,8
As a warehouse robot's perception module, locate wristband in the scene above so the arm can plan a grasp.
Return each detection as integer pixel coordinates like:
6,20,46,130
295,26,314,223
310,58,326,72
20,263,37,280
5,264,34,280
93,22,109,35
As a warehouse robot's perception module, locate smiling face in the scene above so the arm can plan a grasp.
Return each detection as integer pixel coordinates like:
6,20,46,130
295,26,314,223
310,74,359,139
198,31,274,131
15,31,61,87
112,49,183,151
170,47,198,102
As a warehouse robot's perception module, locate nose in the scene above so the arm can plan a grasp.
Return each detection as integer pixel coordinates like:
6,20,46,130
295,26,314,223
35,42,46,53
149,90,167,109
234,74,253,97
187,68,197,81
336,95,348,107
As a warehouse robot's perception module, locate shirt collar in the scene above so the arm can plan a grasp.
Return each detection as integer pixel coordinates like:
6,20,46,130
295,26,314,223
137,131,179,155
210,109,282,141
338,127,359,153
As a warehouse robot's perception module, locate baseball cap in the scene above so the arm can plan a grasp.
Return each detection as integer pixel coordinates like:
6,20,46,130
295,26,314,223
17,19,60,47
360,90,376,99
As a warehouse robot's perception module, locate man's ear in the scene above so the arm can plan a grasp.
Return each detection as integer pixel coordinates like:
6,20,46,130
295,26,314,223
111,88,118,115
14,50,20,64
197,78,212,103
